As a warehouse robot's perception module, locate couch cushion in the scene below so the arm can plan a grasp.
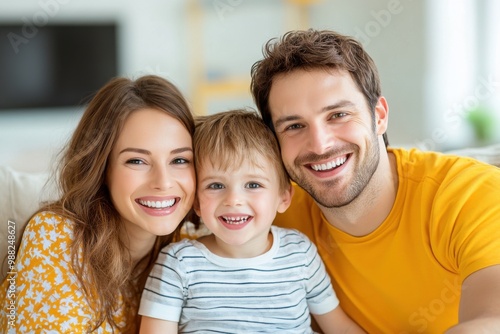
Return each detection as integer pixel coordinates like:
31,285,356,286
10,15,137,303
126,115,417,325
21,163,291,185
446,143,500,167
0,166,57,278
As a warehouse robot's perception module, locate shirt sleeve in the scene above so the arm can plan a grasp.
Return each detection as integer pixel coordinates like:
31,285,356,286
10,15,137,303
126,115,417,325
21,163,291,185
302,235,340,315
139,241,187,322
433,166,500,283
1,212,92,333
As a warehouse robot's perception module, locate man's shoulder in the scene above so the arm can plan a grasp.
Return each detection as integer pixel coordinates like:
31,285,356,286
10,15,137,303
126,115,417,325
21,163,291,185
391,147,500,217
289,181,311,197
391,146,500,168
391,147,500,182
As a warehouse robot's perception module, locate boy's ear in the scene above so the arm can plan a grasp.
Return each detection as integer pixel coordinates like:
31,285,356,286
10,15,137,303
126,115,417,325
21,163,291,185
277,183,294,213
193,197,201,217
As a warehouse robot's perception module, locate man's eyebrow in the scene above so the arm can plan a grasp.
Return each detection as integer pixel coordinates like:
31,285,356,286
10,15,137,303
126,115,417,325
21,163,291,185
274,115,302,130
274,100,355,129
320,100,356,112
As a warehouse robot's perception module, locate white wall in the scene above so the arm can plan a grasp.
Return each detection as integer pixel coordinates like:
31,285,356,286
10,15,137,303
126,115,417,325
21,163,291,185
0,0,188,172
424,0,500,151
1,0,498,173
309,0,426,149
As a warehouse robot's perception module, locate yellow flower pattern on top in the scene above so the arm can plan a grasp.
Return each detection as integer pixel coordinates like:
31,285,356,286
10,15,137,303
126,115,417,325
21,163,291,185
0,211,127,333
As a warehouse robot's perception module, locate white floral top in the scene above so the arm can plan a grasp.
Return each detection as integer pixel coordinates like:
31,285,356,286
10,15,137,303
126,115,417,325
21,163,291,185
0,211,127,333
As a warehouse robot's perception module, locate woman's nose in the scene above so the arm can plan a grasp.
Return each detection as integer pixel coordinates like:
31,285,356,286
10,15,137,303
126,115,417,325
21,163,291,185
150,166,173,190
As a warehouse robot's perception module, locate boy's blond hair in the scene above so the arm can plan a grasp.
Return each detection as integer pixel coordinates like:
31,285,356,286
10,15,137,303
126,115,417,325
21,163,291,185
194,109,290,193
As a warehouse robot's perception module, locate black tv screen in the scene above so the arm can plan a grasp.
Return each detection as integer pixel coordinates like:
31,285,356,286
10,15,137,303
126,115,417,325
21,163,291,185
0,23,118,110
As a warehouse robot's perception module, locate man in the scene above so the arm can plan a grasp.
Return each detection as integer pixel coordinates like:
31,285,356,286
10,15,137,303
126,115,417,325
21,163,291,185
250,29,500,333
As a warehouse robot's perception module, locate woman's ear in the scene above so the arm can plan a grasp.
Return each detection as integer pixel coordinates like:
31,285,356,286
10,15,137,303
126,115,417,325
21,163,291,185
277,183,294,214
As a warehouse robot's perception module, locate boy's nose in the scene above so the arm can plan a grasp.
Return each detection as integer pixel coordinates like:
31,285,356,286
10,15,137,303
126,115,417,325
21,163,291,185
223,189,243,207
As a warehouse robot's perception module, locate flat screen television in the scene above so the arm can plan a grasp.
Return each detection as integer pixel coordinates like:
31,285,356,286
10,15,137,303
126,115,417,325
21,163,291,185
0,23,118,110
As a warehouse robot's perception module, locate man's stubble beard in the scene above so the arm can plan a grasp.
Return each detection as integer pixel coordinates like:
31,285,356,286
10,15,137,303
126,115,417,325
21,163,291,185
286,138,380,208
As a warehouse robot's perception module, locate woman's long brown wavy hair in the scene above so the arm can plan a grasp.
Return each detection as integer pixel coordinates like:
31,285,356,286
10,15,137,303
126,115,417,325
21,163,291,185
39,75,198,333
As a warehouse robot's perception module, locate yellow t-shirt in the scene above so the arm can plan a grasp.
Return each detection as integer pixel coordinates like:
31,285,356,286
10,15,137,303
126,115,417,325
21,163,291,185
0,211,127,333
274,148,500,333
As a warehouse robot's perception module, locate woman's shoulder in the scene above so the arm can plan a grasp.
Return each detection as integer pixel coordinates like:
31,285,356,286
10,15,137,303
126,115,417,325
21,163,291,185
0,212,93,332
30,210,72,224
24,211,75,240
18,211,77,262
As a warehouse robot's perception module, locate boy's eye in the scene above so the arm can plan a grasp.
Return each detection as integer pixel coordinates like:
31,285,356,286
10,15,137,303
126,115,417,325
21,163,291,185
207,183,224,190
246,182,261,189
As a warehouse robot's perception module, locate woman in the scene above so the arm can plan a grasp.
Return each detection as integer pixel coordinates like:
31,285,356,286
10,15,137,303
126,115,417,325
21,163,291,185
0,75,198,333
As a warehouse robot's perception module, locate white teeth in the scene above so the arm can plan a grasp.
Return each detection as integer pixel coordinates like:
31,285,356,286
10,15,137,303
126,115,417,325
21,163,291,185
222,216,249,225
139,199,175,208
311,157,347,171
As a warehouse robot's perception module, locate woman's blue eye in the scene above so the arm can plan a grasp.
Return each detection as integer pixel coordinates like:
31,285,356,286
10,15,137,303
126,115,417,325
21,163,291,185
172,158,189,164
126,159,144,165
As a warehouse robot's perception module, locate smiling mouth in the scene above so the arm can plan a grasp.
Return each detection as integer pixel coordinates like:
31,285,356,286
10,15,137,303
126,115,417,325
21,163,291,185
137,199,176,209
221,215,251,225
310,156,348,171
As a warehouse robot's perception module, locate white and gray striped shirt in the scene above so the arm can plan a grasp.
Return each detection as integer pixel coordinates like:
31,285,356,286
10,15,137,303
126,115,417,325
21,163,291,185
139,226,339,333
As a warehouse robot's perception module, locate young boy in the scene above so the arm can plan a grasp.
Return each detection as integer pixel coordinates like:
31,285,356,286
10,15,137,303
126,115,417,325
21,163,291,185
139,110,364,334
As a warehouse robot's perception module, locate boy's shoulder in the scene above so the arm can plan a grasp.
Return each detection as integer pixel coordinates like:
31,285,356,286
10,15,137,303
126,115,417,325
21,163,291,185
273,225,309,237
160,238,199,257
272,226,314,249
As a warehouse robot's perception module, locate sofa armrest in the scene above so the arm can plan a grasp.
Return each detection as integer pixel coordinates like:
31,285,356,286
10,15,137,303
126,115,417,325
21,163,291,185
1,166,57,279
445,143,500,167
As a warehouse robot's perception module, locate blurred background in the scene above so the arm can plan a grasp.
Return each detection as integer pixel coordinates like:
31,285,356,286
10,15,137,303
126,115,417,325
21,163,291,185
0,0,499,172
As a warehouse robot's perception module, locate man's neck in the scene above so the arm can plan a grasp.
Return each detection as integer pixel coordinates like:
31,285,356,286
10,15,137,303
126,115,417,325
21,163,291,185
320,150,398,237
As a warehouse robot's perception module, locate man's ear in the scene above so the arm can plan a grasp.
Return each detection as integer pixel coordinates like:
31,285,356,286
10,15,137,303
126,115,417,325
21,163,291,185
375,96,389,135
277,183,294,213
